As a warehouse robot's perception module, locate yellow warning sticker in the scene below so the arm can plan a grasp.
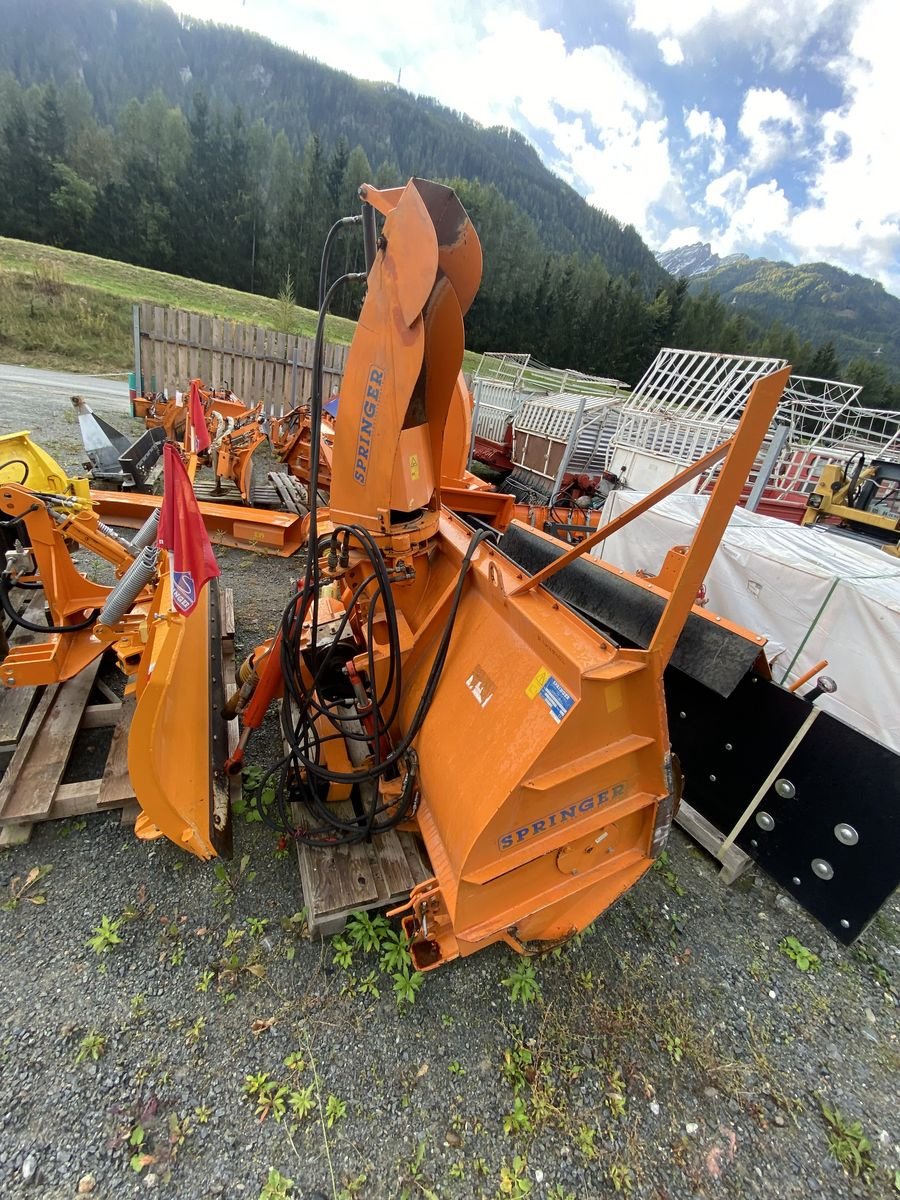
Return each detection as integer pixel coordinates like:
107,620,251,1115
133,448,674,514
526,666,550,700
409,454,420,481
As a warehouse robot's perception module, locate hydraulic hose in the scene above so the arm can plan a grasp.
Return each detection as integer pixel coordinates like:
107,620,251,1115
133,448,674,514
0,573,96,633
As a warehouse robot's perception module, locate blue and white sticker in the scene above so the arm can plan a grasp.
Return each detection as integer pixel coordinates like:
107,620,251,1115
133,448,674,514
538,675,574,723
173,570,196,613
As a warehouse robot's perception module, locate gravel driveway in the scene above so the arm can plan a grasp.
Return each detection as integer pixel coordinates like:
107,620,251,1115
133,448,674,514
0,368,897,1200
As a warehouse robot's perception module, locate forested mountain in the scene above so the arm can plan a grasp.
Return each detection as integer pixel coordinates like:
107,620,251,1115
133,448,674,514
0,0,663,289
659,246,900,383
0,0,896,404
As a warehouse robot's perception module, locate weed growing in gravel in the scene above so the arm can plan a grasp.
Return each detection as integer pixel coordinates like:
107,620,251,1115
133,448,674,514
609,1162,635,1194
606,1069,628,1118
236,766,277,824
185,1016,206,1046
130,993,148,1020
780,936,821,972
498,1154,532,1196
854,944,893,991
652,850,685,896
399,1139,438,1199
247,916,269,938
194,1105,212,1124
75,1030,106,1064
393,965,424,1008
502,1096,533,1137
87,914,124,955
2,864,51,910
820,1100,874,1180
575,1125,598,1160
279,909,309,960
347,910,391,952
196,969,215,993
258,1168,294,1200
502,960,541,1005
665,1034,684,1063
213,853,255,907
324,1094,347,1126
331,915,425,1008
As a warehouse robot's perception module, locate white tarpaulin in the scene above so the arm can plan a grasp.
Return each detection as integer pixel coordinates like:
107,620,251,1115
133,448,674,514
594,491,900,752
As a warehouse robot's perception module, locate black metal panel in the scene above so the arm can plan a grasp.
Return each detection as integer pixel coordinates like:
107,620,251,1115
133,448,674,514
667,668,900,944
207,579,233,860
499,523,762,697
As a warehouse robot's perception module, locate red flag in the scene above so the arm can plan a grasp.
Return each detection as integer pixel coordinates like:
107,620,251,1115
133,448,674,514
157,442,220,616
188,379,211,453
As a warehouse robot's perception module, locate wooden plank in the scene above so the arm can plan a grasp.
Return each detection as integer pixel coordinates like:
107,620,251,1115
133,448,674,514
97,696,136,808
675,799,753,885
0,660,100,824
254,326,267,408
221,587,235,639
120,801,140,827
177,309,189,391
152,306,166,395
222,321,234,392
367,828,416,897
140,301,153,393
211,317,224,389
188,312,201,382
0,823,32,848
200,315,213,384
81,702,123,730
233,322,247,402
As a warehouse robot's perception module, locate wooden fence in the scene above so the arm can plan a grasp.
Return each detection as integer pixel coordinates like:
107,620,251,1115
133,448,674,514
135,302,349,416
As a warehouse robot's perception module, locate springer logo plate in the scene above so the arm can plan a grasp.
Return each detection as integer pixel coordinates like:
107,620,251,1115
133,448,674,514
354,365,384,484
498,782,627,850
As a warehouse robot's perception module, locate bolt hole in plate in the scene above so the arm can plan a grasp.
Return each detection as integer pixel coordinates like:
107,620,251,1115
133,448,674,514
357,875,367,886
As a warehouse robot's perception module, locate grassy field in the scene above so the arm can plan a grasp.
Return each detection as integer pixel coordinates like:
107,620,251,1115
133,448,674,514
0,237,358,377
0,237,484,379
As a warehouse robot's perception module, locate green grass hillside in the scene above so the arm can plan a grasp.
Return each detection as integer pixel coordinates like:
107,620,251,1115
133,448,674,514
0,237,358,377
0,237,486,379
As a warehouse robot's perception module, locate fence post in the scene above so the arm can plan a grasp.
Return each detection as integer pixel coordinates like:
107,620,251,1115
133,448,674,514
290,345,299,412
131,304,142,417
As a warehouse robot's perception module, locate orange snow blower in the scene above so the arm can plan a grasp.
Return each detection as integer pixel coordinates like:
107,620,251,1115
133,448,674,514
223,178,789,969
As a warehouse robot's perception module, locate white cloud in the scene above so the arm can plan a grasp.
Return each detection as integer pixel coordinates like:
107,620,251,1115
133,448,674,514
737,87,806,172
684,107,727,171
658,37,684,65
172,0,898,295
786,0,900,291
628,0,842,68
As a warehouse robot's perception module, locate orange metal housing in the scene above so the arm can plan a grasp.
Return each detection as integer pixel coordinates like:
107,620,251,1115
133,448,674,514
285,177,791,967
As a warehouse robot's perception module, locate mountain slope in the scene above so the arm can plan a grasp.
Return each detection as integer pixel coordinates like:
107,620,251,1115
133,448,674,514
0,0,665,290
659,246,900,379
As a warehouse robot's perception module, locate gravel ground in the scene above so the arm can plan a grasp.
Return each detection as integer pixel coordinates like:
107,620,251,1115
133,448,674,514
0,370,898,1200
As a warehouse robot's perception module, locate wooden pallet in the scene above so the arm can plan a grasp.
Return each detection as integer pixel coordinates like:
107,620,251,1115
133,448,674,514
293,798,432,936
675,799,753,885
0,587,239,847
0,658,134,846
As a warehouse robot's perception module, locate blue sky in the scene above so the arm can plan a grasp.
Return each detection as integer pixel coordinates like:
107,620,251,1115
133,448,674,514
174,0,900,295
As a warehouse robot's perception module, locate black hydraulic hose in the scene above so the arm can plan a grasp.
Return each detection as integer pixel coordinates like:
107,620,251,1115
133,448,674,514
0,459,30,485
317,215,363,311
0,574,96,632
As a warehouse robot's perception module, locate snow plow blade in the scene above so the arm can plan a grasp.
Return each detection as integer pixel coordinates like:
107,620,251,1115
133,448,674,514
128,577,232,859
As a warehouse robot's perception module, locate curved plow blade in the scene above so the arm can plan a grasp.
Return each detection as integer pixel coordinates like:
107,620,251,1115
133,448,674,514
128,578,231,859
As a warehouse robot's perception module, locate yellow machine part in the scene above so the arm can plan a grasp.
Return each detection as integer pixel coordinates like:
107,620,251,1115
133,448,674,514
0,432,90,500
127,568,230,860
